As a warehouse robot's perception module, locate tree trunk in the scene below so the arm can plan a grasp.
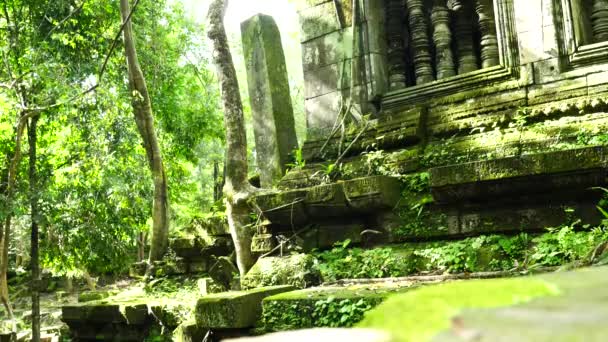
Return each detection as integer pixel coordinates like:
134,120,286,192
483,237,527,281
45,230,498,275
28,116,40,342
0,112,30,320
119,0,169,262
207,0,256,276
137,231,147,262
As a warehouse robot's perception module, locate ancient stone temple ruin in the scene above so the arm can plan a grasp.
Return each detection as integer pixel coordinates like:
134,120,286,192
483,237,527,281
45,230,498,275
60,1,608,340
253,0,608,250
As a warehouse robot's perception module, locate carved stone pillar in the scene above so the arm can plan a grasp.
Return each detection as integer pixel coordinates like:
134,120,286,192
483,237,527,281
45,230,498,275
591,0,608,42
453,3,478,74
447,0,463,11
475,0,499,68
405,0,435,84
386,0,408,90
431,0,456,79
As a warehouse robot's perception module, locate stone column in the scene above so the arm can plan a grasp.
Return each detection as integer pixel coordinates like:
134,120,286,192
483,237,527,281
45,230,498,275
592,0,608,42
386,0,408,90
453,3,478,74
475,0,499,68
405,0,435,84
431,0,456,79
241,14,299,188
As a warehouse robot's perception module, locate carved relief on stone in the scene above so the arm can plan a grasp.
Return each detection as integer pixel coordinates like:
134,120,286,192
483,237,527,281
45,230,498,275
405,0,435,84
431,0,456,79
591,0,608,42
475,0,499,67
386,0,408,90
453,2,479,74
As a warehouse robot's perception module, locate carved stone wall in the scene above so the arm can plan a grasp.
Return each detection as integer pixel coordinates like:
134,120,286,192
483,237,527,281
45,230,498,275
287,0,608,244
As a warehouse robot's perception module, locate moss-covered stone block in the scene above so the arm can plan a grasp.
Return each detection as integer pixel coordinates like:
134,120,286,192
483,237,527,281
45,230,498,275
129,261,148,278
197,277,225,295
170,237,204,259
255,189,308,225
343,176,402,212
195,285,295,329
208,256,239,289
151,258,188,277
241,254,321,290
304,183,349,218
123,303,149,325
251,233,276,253
150,303,190,330
200,215,230,236
173,320,206,342
78,290,115,303
62,304,127,323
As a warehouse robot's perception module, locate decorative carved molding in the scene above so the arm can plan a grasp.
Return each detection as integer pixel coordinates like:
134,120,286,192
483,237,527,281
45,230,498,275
475,0,500,68
405,0,435,84
431,0,456,79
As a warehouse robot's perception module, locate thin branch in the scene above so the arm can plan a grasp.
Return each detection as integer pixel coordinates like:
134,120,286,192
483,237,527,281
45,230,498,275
42,0,88,42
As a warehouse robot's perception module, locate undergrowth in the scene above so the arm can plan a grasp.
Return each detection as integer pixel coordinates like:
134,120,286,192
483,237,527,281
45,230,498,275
315,225,608,281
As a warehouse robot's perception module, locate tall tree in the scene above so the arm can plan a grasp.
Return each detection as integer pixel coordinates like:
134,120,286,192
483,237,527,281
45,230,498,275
119,0,169,262
207,0,256,275
28,115,40,342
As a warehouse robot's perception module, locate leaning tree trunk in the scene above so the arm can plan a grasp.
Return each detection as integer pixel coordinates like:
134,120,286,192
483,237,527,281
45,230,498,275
207,0,256,276
0,112,31,320
119,0,169,262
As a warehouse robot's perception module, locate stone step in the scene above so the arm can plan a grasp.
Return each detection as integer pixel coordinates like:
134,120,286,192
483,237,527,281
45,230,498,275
195,285,295,329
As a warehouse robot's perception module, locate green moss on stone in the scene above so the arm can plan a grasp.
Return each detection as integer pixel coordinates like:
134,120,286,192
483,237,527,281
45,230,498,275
241,254,321,290
195,285,295,329
358,277,559,341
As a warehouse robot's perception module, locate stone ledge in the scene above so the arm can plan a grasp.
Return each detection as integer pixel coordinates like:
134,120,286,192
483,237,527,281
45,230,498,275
430,146,608,202
382,65,516,111
255,176,402,226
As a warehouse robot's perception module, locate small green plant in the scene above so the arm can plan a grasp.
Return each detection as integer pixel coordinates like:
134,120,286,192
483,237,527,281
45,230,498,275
510,107,531,128
287,147,306,170
315,240,413,281
414,240,478,273
528,221,607,267
312,296,374,327
262,301,312,331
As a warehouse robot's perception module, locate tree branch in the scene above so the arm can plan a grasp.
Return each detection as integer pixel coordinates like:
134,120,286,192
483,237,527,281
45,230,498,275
12,0,142,114
42,0,88,42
